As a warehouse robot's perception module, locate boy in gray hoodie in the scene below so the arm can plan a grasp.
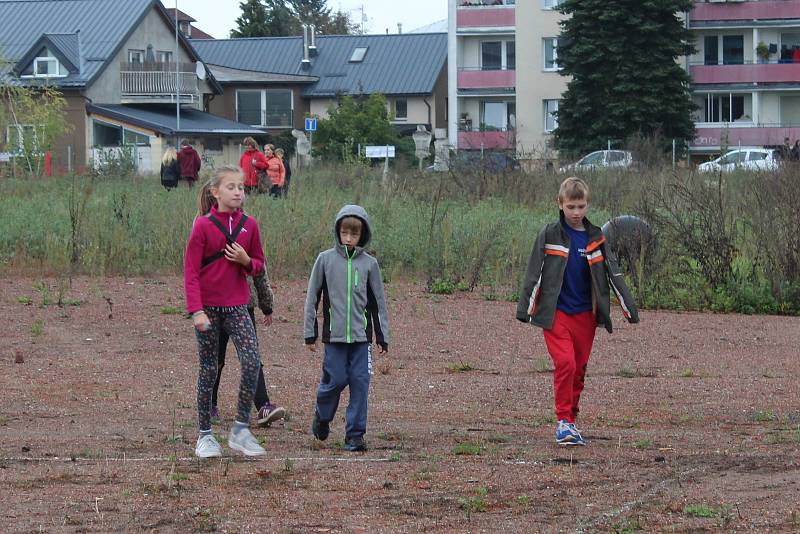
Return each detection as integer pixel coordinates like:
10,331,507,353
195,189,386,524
304,205,390,452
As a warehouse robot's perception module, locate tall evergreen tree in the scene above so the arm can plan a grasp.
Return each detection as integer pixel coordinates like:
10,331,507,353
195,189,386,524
230,0,270,38
264,0,296,36
554,0,696,157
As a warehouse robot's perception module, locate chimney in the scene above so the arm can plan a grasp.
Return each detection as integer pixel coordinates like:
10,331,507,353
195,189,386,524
301,25,311,69
309,24,318,57
397,23,403,34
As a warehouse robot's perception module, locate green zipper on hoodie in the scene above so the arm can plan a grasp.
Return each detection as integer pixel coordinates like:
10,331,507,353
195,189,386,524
346,250,353,343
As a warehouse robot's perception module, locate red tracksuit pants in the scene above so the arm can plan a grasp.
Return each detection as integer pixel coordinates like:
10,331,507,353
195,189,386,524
543,309,596,423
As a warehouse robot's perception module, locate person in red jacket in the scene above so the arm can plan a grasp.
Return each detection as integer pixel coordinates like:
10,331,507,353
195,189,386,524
184,164,269,458
178,139,202,186
238,137,268,194
263,144,286,198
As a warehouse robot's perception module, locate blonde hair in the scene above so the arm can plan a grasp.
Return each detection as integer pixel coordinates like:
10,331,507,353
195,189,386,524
558,177,590,203
264,143,275,154
196,165,244,217
161,146,177,165
274,148,284,157
243,137,257,149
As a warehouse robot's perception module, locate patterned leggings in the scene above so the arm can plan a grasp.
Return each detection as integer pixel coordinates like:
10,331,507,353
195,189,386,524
195,306,261,431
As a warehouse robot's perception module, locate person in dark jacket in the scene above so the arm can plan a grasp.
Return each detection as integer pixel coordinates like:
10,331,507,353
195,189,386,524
160,147,179,190
516,177,639,447
178,139,201,186
275,148,291,197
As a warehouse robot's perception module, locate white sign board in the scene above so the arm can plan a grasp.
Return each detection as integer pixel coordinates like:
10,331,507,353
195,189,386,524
365,145,395,158
0,152,13,162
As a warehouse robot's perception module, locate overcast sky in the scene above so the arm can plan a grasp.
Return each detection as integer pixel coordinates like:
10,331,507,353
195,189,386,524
176,0,448,39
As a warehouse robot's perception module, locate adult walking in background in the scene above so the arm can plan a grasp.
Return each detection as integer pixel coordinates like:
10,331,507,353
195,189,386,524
160,146,179,190
264,144,285,198
178,139,202,187
275,148,291,197
239,137,268,195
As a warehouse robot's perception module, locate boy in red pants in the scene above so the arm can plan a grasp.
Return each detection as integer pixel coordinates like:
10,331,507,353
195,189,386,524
516,177,639,445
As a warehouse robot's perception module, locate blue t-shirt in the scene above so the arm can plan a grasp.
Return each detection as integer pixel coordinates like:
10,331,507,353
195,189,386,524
557,222,593,314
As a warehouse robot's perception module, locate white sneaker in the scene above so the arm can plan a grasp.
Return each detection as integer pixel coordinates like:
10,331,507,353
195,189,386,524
227,427,266,457
195,434,222,458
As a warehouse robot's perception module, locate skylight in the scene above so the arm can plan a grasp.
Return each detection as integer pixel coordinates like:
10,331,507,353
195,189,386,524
349,47,368,63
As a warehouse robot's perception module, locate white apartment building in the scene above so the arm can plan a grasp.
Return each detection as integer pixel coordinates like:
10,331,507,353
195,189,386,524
449,0,800,163
687,0,800,157
447,0,567,162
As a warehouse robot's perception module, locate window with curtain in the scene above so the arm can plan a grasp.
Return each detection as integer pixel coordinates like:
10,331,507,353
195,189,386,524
544,99,559,132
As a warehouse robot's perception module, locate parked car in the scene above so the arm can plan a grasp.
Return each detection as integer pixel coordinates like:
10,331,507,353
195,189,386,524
558,150,633,173
697,148,779,173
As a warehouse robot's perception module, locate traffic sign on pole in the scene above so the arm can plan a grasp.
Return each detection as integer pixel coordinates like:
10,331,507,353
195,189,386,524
305,117,317,131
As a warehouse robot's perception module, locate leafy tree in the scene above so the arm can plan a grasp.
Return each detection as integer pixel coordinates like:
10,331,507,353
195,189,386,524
232,0,355,37
554,0,696,157
313,93,412,162
0,57,73,176
231,0,271,37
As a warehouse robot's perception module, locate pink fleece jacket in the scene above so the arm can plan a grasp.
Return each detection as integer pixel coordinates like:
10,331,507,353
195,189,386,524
183,206,265,314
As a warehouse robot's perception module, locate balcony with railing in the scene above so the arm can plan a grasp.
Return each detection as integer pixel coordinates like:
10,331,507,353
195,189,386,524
457,1,515,30
690,1,800,24
458,67,516,90
691,123,800,149
690,60,800,85
120,62,199,103
458,129,515,150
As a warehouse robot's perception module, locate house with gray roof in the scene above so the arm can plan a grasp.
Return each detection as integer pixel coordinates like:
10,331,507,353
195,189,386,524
0,0,262,174
190,31,448,138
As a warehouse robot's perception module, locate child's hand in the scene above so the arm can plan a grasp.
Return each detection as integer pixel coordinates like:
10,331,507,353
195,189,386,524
193,311,211,332
307,342,317,353
262,314,273,327
377,344,387,355
224,242,250,267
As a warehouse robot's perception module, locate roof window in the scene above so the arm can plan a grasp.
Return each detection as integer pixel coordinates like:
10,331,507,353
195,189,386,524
349,47,368,63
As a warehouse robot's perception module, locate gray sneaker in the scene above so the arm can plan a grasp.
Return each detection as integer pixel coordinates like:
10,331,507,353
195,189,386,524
227,427,266,457
195,434,222,458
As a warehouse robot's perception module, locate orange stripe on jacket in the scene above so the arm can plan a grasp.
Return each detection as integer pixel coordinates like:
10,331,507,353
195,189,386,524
586,236,606,253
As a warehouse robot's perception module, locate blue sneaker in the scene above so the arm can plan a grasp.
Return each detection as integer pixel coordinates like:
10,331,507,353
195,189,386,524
556,420,576,444
568,423,586,446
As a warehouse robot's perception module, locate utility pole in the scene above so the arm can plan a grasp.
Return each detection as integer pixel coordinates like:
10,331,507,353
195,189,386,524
175,0,180,134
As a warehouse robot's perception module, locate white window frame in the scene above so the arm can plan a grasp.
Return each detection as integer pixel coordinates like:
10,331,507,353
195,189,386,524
542,0,561,9
6,124,38,151
544,99,559,133
157,50,173,63
543,38,560,71
480,40,515,71
128,49,145,63
235,89,295,128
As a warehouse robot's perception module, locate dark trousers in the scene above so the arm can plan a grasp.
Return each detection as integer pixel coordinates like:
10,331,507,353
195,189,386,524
315,342,371,440
211,307,270,411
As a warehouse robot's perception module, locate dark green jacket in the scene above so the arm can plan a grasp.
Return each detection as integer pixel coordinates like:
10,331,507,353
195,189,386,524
516,212,639,333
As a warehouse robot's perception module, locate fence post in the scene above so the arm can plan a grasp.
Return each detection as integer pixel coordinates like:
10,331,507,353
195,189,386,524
67,145,72,174
672,138,676,170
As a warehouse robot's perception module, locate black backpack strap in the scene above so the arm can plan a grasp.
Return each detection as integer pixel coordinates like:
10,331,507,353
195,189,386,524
201,214,249,268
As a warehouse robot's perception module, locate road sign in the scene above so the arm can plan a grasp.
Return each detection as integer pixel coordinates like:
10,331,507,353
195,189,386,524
305,117,317,131
365,145,395,158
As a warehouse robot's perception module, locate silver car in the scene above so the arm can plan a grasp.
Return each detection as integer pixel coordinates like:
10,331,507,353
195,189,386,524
697,148,778,173
559,150,633,173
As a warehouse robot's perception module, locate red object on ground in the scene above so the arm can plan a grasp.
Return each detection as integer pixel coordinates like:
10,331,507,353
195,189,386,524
44,151,52,176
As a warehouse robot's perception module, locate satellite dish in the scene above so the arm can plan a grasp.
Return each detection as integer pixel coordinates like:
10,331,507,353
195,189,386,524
195,62,206,80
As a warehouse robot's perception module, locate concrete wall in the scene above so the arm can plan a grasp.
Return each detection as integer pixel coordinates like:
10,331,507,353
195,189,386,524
515,0,568,160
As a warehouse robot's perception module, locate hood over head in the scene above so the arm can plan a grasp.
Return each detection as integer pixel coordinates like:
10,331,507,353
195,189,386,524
334,204,372,251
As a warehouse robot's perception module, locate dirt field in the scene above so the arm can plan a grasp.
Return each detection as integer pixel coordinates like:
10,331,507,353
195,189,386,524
2,276,799,533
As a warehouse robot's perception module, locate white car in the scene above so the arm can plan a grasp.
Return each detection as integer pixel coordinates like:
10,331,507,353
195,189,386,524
559,150,633,173
697,148,778,173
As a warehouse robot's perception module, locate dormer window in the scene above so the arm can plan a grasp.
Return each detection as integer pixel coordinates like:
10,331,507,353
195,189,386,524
179,21,191,37
349,47,368,63
24,53,67,78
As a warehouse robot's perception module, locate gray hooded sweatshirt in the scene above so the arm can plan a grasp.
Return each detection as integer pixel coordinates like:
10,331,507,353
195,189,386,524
303,205,390,349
